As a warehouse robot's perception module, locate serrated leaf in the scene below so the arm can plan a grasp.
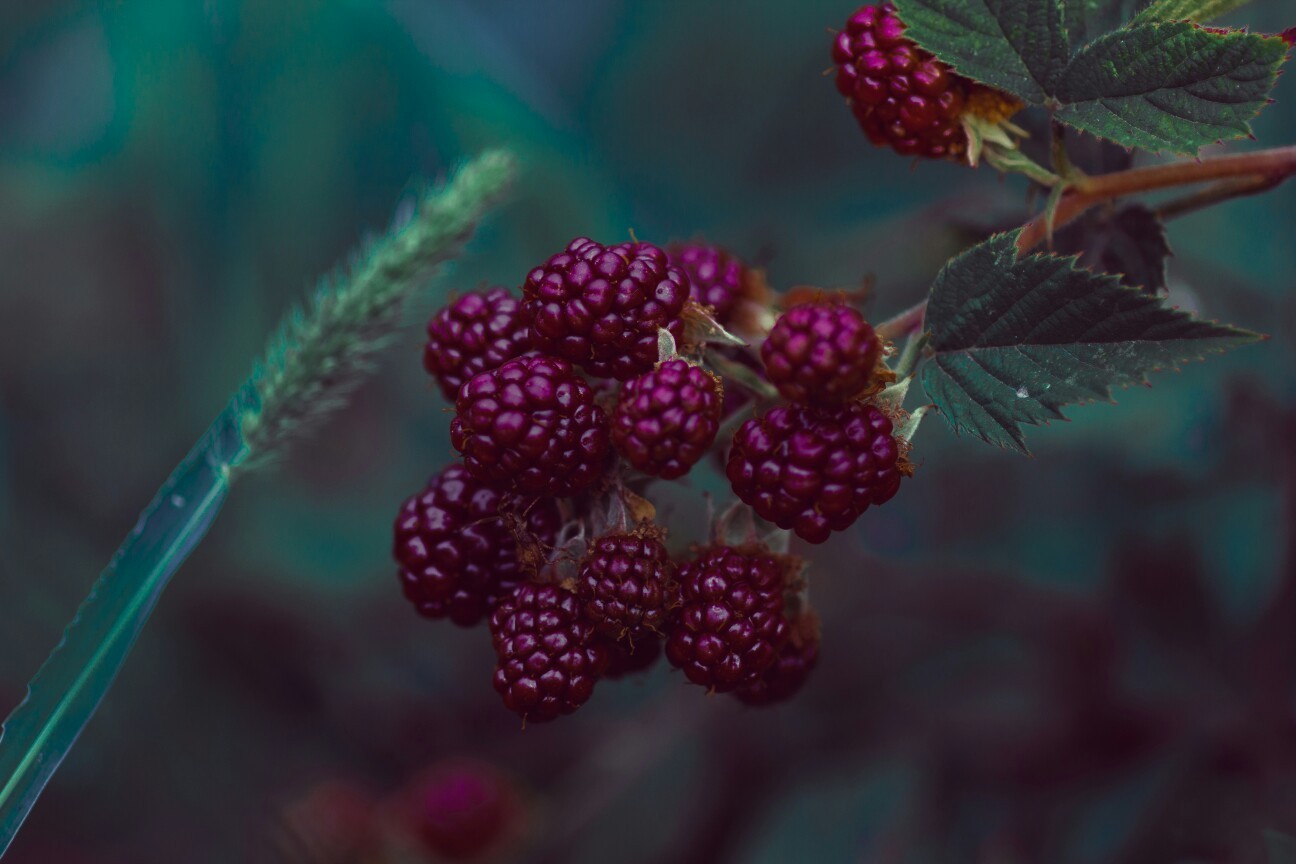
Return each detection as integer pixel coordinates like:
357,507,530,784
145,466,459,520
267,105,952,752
1055,23,1288,154
1133,0,1254,25
892,0,1068,103
894,0,1288,154
919,229,1259,453
1056,204,1172,294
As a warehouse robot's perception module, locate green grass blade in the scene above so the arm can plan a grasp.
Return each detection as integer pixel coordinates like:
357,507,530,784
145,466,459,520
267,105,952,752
0,385,256,856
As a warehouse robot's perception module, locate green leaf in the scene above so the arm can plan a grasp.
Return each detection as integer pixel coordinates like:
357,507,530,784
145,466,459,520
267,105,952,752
919,229,1259,453
893,0,1288,154
0,388,252,856
1065,0,1154,48
1133,0,1255,25
1055,23,1288,154
892,0,1069,103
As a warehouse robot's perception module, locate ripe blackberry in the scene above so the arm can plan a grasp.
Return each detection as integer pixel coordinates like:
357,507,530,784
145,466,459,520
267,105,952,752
612,359,723,479
604,636,662,680
451,356,612,497
575,529,680,639
520,237,690,380
667,242,747,324
489,581,610,723
665,545,790,691
734,614,820,706
423,287,531,401
761,301,882,407
394,760,522,862
394,465,560,627
832,2,971,159
726,403,902,544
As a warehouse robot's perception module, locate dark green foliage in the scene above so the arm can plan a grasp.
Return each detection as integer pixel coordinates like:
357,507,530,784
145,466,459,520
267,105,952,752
919,230,1259,452
894,0,1289,152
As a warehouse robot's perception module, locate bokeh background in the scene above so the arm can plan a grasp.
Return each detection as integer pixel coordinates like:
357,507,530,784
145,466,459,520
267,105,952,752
2,1,1296,862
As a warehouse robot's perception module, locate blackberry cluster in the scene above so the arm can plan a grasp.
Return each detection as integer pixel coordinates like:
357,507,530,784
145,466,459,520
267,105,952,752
395,232,915,722
394,465,560,626
423,287,531,401
521,237,690,380
727,402,902,544
761,299,881,407
612,359,723,479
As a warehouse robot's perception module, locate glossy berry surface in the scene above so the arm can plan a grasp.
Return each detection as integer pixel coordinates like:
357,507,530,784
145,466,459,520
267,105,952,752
832,2,969,159
727,403,901,544
665,545,790,691
520,237,690,380
394,465,560,626
451,356,612,496
423,287,531,401
489,582,610,723
761,301,881,407
668,242,747,324
604,635,663,679
576,530,680,639
734,621,820,706
612,359,723,479
395,760,521,862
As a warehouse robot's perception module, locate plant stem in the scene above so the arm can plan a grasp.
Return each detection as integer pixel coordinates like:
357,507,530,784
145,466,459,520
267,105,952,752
876,300,928,341
1156,175,1284,221
1017,144,1296,252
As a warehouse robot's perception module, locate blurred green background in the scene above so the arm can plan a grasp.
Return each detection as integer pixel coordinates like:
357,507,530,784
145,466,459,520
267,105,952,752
2,1,1295,862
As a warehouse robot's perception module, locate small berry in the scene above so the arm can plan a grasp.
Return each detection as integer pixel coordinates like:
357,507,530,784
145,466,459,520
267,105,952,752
665,545,790,691
734,613,820,706
451,356,612,497
520,237,690,380
667,242,748,324
576,529,680,639
726,403,902,544
761,301,881,406
423,287,532,401
394,465,560,626
832,3,970,159
393,760,522,862
612,359,723,479
604,636,663,679
489,582,610,722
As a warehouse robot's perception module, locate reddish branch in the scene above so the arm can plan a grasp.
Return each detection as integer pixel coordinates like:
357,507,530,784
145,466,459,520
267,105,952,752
877,145,1296,339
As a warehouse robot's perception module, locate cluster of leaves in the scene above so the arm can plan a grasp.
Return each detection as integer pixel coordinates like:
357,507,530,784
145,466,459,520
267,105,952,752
889,0,1288,453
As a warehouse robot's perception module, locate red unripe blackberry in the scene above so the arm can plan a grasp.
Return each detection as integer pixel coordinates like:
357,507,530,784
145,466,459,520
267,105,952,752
726,403,902,544
489,581,610,723
667,242,747,324
761,301,882,407
520,237,690,380
734,614,820,706
832,3,970,159
394,465,560,626
451,355,612,497
665,545,790,691
604,635,662,679
393,760,522,862
575,529,680,639
423,287,532,401
612,359,723,479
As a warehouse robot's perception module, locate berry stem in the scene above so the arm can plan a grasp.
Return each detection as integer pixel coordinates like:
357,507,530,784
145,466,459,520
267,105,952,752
1017,144,1296,252
876,300,927,341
